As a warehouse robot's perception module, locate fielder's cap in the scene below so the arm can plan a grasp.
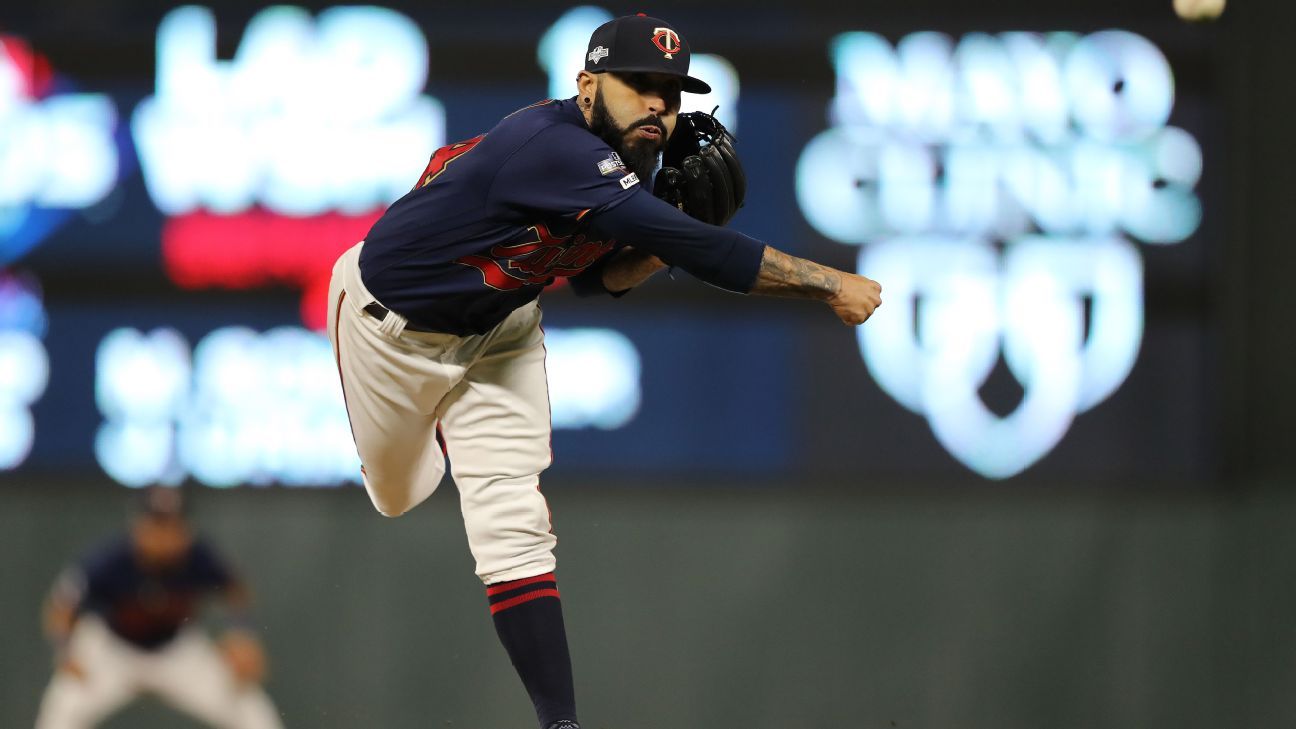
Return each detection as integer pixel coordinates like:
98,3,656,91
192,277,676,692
584,13,711,95
133,485,188,520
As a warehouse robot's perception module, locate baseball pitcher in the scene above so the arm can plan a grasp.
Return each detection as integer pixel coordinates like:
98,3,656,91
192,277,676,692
327,14,882,729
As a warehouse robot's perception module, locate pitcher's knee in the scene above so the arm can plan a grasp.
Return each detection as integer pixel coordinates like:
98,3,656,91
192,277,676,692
363,475,423,518
373,501,411,518
359,449,446,518
366,483,423,517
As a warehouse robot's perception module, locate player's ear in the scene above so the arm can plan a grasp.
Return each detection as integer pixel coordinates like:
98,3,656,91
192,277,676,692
576,71,597,109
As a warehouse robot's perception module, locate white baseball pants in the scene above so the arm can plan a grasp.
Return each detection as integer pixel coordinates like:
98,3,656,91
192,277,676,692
33,617,283,729
327,242,558,584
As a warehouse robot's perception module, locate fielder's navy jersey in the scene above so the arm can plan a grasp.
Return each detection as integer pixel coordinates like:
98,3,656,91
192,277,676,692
360,97,765,335
67,536,233,649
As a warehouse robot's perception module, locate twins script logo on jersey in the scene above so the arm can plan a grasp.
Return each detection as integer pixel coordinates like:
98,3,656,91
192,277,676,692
651,28,680,59
457,223,614,291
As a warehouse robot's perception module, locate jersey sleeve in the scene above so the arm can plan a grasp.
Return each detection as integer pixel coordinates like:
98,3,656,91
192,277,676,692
488,123,642,221
582,189,765,294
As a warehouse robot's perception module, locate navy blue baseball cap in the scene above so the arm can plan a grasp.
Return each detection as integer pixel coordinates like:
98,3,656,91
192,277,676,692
584,14,711,94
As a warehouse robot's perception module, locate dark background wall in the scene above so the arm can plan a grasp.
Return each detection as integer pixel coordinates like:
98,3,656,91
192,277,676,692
2,0,1295,727
3,480,1295,729
1220,1,1296,478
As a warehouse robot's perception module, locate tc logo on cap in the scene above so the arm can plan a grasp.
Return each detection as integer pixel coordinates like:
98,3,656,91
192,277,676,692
651,27,680,58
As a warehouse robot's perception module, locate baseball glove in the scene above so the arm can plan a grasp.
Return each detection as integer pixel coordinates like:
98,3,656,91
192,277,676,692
653,110,745,226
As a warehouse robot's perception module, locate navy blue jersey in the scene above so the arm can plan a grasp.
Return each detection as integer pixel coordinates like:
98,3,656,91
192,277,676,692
360,97,765,335
67,536,233,649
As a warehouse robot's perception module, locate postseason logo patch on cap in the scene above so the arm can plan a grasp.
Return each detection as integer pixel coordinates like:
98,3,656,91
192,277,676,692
588,45,609,64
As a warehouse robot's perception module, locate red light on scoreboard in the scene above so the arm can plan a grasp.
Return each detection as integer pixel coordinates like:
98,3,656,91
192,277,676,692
161,209,382,330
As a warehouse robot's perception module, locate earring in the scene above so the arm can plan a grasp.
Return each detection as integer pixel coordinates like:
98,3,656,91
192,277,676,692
583,97,590,105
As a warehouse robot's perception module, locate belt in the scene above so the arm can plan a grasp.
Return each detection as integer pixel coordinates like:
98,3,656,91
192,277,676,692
363,302,440,333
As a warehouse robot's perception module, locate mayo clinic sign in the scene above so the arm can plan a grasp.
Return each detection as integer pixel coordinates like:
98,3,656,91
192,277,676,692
797,30,1202,478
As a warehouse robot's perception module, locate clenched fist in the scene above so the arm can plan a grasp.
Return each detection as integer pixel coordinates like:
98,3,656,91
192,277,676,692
828,273,882,325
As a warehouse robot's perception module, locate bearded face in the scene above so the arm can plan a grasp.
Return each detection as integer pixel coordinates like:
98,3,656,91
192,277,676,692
588,87,668,183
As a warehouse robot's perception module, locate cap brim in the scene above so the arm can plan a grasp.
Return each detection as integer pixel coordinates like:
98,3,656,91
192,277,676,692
596,67,712,95
682,76,711,94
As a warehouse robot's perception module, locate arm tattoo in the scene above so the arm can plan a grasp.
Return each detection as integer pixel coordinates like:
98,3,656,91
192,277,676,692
749,246,842,300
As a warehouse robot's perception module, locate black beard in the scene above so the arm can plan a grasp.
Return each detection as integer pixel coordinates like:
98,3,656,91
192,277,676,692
588,91,665,183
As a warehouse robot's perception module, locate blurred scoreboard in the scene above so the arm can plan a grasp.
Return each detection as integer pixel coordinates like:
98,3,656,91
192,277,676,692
0,4,1221,487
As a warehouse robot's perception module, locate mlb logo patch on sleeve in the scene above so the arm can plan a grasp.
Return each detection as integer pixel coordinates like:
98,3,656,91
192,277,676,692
597,152,625,176
619,172,639,189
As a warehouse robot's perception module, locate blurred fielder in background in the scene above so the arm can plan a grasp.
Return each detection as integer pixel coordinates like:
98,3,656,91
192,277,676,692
33,487,283,729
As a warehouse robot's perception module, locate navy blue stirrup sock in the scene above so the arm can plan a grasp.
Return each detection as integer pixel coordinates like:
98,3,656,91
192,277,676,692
487,573,578,728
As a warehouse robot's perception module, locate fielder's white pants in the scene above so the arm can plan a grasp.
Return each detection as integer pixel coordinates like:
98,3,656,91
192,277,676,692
33,617,283,729
327,242,557,584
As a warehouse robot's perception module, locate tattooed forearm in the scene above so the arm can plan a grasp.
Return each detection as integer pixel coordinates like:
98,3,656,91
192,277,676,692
749,246,842,300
